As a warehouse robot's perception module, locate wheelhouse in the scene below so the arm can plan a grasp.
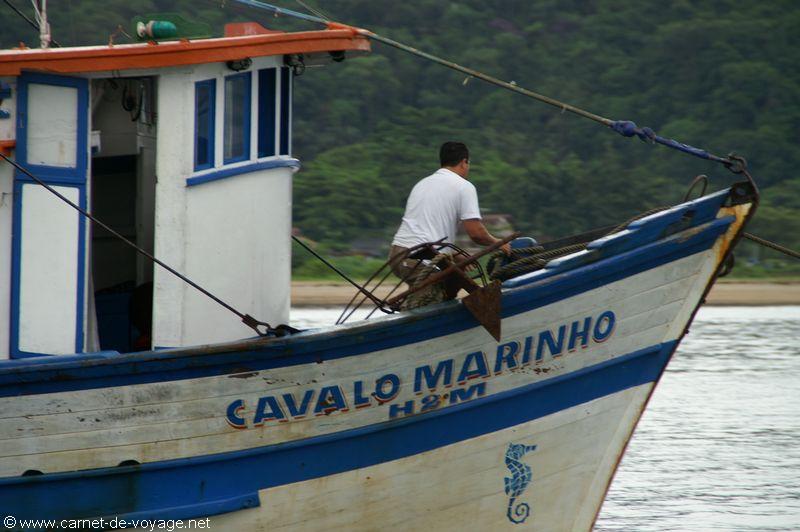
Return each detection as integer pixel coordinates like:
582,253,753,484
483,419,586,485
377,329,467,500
0,22,369,358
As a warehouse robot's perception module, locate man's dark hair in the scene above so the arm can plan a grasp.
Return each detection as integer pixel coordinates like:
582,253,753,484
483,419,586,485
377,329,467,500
440,142,469,167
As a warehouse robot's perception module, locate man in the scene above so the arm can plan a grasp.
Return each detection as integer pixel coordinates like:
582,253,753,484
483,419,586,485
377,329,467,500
389,142,510,305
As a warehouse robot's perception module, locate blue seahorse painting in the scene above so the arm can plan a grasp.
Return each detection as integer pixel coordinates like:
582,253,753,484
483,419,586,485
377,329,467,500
504,442,537,524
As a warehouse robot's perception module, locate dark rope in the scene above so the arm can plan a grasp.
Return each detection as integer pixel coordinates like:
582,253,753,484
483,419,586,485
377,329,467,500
743,233,800,260
488,243,586,281
486,245,543,279
0,153,281,337
292,235,387,309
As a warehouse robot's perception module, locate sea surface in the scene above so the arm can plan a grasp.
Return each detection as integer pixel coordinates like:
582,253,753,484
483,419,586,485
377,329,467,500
289,305,800,531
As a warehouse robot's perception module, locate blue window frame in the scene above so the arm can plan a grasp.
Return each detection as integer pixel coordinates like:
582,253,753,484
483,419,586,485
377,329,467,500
224,72,252,164
194,79,216,171
279,67,292,156
257,68,277,158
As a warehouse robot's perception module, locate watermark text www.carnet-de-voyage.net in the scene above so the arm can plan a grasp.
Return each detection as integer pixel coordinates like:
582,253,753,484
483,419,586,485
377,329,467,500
3,515,212,531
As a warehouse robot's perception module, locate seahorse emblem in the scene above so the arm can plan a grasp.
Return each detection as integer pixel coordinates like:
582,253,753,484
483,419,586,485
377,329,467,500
504,442,537,524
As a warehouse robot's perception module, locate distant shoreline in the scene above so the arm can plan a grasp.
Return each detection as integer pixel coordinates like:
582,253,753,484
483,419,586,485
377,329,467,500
291,280,800,307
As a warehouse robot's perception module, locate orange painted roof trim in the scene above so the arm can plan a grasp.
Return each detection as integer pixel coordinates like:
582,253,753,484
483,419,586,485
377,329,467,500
0,27,370,76
0,140,14,156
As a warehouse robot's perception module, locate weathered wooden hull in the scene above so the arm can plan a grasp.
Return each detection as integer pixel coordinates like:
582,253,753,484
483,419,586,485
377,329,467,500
0,188,754,530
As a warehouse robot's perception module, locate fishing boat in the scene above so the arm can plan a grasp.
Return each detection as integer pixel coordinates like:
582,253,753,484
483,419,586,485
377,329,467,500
0,3,765,531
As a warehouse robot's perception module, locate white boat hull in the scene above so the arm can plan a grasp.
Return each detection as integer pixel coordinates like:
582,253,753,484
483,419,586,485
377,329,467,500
213,384,652,531
0,191,754,531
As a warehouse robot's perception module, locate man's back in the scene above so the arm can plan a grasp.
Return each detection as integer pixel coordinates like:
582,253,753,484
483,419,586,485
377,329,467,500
392,168,481,249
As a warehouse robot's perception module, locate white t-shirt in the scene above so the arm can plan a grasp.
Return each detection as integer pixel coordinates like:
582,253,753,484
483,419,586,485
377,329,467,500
392,168,481,248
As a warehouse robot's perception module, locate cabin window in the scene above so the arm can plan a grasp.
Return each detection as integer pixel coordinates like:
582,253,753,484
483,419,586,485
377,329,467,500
190,65,293,180
223,72,251,164
194,79,215,171
257,68,277,158
279,67,292,156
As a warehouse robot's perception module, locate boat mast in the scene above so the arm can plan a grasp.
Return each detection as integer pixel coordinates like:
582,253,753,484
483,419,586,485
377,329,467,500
32,0,51,48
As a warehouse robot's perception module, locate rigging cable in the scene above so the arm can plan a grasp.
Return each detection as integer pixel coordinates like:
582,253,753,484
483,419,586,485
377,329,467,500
259,1,799,272
293,0,329,22
1,0,61,47
0,153,285,337
233,0,744,174
743,233,800,260
252,2,800,265
292,235,389,309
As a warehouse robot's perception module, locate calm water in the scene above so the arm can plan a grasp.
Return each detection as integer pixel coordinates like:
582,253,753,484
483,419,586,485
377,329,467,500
289,305,800,531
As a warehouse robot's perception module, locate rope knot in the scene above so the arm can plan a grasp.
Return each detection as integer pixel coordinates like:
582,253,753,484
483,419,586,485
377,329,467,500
724,153,748,174
612,120,657,143
639,126,657,143
611,120,638,137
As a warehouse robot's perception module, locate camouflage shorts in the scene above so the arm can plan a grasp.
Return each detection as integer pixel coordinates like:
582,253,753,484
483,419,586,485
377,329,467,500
388,246,450,309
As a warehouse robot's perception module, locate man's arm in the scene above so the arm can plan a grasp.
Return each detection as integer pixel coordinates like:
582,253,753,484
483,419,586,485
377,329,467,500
462,219,511,255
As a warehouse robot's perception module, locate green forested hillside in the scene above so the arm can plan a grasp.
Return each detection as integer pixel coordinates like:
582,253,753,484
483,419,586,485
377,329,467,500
2,0,798,272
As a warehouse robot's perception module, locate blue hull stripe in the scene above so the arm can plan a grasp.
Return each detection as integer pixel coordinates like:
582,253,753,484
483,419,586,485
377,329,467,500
1,341,675,520
0,216,730,397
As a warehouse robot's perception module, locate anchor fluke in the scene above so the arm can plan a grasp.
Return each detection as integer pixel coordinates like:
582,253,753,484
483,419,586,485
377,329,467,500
462,280,502,341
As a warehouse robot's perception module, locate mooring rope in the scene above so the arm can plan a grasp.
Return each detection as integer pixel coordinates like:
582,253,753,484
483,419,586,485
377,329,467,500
487,243,585,281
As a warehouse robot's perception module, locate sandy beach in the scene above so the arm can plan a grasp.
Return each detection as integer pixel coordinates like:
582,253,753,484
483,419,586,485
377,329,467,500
291,280,800,307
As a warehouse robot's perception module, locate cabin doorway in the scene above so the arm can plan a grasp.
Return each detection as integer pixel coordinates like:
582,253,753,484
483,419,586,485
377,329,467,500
88,77,157,353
